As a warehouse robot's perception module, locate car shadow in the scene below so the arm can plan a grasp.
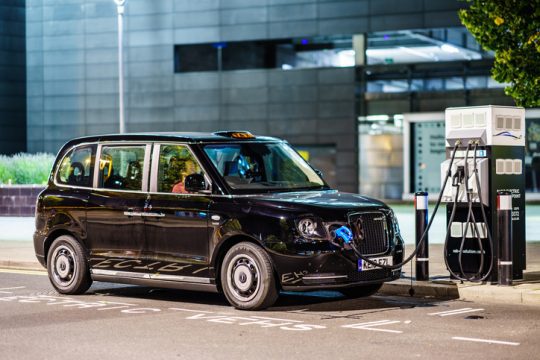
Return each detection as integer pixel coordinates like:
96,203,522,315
86,282,441,312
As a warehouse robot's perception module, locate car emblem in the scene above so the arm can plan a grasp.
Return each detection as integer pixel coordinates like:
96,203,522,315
353,217,365,242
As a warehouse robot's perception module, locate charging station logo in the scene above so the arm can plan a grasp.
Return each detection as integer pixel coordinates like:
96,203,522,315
494,131,522,140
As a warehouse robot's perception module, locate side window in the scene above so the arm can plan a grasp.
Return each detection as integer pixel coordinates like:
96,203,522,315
56,145,96,187
98,146,146,191
157,145,206,193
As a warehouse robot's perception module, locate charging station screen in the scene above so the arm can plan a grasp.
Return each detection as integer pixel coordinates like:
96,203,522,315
411,121,446,193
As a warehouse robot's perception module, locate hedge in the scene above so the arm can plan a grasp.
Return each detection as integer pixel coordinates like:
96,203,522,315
0,153,55,185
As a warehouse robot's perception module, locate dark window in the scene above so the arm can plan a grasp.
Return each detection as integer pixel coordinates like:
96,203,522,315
175,44,218,72
174,37,353,73
98,146,146,191
56,145,96,187
222,41,277,71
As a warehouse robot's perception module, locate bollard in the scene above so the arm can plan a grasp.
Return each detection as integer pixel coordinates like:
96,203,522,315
497,191,513,286
415,191,429,281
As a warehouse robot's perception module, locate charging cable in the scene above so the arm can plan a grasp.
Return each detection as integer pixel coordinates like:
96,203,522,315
346,142,461,270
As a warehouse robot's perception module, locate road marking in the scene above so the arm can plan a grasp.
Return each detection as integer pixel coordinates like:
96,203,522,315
0,286,26,291
342,320,406,333
170,308,325,331
452,337,520,346
428,308,484,317
0,269,47,276
0,286,26,295
170,307,214,314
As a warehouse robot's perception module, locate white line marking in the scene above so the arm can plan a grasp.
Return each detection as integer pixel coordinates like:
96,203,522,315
169,308,214,314
428,308,484,317
429,307,472,315
342,320,404,333
250,316,303,323
439,308,484,317
452,337,520,346
0,286,26,291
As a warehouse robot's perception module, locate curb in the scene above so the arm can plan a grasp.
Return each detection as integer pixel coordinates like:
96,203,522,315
380,279,459,299
380,278,540,306
0,260,44,272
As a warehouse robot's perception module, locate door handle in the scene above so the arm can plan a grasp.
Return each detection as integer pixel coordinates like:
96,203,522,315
123,209,143,217
142,212,165,218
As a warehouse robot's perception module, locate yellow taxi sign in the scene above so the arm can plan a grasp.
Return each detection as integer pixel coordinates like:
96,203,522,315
215,131,255,139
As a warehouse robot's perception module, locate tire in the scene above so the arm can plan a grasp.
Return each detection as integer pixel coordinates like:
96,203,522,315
340,283,383,298
46,235,92,295
220,242,278,310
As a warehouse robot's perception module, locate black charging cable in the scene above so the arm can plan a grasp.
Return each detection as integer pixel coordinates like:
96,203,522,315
347,142,461,270
444,141,494,282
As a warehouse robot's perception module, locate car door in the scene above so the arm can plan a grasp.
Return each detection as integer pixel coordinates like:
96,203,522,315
85,142,153,275
144,143,212,280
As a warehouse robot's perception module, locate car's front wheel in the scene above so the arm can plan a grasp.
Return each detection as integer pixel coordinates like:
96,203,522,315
340,283,383,298
221,242,278,310
47,235,92,295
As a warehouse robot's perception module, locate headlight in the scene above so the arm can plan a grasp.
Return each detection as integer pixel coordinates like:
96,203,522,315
296,217,327,240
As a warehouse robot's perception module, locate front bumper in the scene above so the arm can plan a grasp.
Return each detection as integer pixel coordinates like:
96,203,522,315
270,247,403,291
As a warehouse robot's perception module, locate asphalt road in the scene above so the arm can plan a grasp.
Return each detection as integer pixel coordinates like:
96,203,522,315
1,269,539,360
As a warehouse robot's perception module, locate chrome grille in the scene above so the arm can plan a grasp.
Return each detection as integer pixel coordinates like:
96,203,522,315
348,212,389,255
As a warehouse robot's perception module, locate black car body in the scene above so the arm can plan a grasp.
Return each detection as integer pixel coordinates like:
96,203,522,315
34,132,404,310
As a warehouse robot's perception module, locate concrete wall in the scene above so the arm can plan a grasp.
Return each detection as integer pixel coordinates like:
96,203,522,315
1,0,26,155
26,0,464,192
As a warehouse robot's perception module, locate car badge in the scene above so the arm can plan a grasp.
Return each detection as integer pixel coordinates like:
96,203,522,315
353,217,365,242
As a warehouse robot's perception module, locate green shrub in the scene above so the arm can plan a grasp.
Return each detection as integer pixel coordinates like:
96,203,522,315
0,153,55,185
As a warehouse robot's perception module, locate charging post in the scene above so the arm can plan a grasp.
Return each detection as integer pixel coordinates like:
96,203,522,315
441,106,526,283
415,192,429,281
497,191,513,286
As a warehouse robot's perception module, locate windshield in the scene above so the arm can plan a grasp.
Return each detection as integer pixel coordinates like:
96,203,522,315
203,142,327,192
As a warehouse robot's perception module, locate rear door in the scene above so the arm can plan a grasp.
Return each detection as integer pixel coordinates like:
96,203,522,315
144,143,213,281
86,142,152,275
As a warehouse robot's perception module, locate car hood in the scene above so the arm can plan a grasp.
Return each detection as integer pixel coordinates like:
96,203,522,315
245,190,388,213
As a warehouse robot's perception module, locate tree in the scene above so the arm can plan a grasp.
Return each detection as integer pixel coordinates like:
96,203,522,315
459,0,540,107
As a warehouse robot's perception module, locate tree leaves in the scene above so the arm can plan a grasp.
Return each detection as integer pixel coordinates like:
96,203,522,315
459,0,540,107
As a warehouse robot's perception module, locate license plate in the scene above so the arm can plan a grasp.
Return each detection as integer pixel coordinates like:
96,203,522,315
358,256,392,271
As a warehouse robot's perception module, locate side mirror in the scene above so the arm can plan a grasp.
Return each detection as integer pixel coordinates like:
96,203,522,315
185,173,208,193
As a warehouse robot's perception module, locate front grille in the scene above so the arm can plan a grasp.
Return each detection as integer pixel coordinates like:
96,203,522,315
349,212,389,255
347,268,393,282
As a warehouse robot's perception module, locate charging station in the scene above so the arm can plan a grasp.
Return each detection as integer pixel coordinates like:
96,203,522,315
441,105,526,282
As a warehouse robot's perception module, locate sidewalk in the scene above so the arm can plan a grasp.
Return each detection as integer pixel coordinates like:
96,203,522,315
1,217,539,306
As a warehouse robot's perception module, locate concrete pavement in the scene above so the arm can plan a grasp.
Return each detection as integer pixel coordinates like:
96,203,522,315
1,215,539,306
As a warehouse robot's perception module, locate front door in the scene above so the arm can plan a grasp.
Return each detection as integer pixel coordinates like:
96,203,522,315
144,143,212,280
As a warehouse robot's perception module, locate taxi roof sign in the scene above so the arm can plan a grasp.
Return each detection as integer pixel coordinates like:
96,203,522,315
214,131,255,139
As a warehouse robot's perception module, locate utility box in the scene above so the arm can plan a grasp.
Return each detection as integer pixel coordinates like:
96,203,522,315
441,105,526,281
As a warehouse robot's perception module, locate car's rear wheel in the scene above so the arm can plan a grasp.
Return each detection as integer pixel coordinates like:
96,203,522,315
340,283,383,298
47,235,92,295
221,242,278,310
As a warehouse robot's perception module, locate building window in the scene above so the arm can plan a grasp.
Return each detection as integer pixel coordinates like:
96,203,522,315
174,36,354,73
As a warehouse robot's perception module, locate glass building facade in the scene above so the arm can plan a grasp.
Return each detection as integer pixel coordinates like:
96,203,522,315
1,0,537,197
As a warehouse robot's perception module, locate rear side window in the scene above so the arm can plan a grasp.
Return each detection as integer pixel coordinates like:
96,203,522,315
56,145,96,187
98,145,146,191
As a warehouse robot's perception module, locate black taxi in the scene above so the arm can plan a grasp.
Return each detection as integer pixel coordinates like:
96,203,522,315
34,131,404,310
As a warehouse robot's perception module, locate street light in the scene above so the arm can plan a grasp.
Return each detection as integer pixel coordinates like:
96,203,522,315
114,0,126,133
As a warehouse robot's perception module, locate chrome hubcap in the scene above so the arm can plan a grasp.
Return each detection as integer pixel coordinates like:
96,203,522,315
228,254,260,302
51,245,76,287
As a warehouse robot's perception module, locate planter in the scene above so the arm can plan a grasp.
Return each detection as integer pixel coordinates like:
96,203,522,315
0,185,46,217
